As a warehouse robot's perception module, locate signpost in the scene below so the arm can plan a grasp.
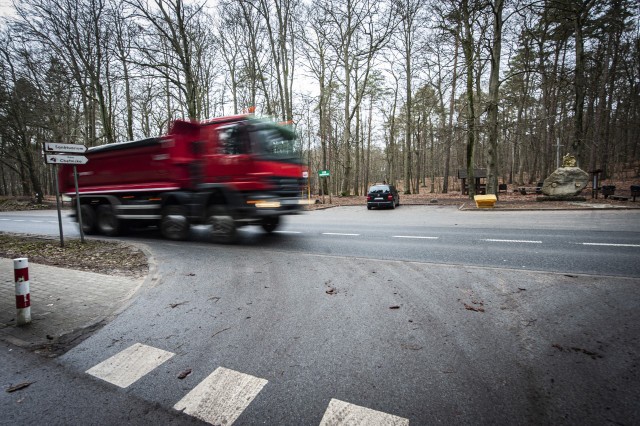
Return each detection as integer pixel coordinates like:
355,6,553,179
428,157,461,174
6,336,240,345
44,143,87,154
44,143,88,246
318,170,331,204
45,154,88,165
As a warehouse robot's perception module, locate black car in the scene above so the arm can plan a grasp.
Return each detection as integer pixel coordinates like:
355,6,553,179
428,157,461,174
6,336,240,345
366,184,400,209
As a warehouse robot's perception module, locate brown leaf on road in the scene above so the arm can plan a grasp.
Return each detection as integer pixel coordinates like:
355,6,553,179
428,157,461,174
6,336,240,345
6,382,34,393
326,287,337,295
178,369,192,380
464,303,485,312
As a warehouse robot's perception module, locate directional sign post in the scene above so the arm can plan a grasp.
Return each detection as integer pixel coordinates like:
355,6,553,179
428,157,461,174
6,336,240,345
44,143,87,154
44,143,88,244
318,170,331,204
45,154,88,165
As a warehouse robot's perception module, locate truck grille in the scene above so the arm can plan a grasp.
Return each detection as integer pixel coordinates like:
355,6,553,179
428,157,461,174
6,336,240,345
270,177,306,197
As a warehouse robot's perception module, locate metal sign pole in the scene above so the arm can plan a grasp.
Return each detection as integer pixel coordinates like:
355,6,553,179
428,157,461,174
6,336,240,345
53,165,64,248
73,165,85,243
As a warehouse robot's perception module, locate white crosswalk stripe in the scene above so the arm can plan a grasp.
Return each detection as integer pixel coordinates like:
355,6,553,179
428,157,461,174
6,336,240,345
86,343,174,388
85,343,406,425
174,366,268,425
319,398,409,426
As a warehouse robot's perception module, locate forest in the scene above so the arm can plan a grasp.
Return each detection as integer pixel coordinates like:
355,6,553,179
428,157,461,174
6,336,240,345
0,0,638,201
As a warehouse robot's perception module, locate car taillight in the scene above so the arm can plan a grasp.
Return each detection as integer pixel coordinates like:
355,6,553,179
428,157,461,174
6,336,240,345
387,194,393,201
367,195,372,201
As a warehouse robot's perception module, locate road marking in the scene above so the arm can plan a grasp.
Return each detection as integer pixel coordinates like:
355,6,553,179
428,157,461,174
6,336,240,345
483,239,542,244
393,236,439,240
275,230,302,234
0,219,9,221
323,233,360,236
30,220,44,223
319,398,409,426
581,242,640,248
174,366,267,425
13,220,25,222
86,343,174,388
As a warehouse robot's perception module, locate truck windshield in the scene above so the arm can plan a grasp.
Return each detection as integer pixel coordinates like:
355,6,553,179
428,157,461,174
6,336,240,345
250,127,302,162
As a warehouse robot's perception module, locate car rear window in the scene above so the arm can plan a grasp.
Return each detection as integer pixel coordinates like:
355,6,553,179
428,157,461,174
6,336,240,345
369,185,390,193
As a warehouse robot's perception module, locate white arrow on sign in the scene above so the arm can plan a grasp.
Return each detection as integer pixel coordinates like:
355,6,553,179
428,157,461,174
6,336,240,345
45,154,89,165
44,142,87,153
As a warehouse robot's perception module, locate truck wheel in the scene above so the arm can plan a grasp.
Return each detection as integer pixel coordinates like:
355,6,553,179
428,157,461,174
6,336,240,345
160,205,190,241
207,205,237,244
80,204,97,235
261,216,280,233
96,204,121,236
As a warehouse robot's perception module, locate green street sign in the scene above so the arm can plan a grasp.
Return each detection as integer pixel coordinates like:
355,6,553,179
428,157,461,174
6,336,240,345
318,170,330,177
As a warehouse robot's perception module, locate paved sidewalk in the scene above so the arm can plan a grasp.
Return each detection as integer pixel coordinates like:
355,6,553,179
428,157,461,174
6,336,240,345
0,258,145,352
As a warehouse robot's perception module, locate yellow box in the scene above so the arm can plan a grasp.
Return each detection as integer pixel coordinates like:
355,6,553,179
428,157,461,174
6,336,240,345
474,194,497,208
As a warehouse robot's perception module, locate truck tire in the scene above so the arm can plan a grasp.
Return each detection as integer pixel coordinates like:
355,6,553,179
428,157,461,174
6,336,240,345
80,204,97,235
261,216,280,233
96,204,121,236
207,205,237,244
160,205,190,241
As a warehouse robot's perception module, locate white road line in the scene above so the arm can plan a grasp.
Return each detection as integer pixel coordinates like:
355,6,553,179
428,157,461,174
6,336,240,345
13,220,25,222
483,239,542,244
86,343,174,388
393,236,439,240
274,230,302,234
30,220,44,223
581,242,640,248
174,366,267,426
319,398,409,426
323,233,360,236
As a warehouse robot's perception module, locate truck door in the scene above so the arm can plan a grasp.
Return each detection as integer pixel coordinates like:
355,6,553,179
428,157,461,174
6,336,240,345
209,123,252,191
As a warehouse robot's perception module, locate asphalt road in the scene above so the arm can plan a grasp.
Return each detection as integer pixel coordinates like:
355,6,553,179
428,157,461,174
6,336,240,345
2,206,639,277
1,206,639,424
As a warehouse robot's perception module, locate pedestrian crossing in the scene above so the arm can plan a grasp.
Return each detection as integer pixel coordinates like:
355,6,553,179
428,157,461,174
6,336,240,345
85,343,409,425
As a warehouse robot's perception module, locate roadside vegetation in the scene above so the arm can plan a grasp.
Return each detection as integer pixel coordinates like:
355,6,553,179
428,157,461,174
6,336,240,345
0,233,147,278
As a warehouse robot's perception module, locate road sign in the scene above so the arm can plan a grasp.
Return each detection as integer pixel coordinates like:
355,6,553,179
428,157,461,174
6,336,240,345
318,170,330,177
45,154,88,165
44,142,87,153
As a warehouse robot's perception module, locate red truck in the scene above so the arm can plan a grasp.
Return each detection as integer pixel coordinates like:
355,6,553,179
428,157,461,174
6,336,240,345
58,114,308,243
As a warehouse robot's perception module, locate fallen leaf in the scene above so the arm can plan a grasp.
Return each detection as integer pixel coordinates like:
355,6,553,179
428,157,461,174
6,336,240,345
464,303,485,312
326,287,337,295
6,382,33,393
389,306,400,310
170,301,188,308
178,369,192,380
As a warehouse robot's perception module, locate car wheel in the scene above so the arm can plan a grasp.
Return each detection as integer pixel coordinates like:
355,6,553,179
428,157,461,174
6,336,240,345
79,204,97,235
160,205,190,241
207,205,237,244
261,216,280,233
96,204,121,236
367,205,372,210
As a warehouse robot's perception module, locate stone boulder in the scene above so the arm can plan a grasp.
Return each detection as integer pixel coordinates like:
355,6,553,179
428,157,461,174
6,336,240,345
541,167,589,197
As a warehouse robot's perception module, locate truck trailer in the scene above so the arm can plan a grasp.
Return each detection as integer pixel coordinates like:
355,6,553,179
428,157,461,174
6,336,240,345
58,114,308,243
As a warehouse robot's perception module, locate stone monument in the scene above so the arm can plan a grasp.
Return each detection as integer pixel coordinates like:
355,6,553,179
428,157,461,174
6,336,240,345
539,154,588,200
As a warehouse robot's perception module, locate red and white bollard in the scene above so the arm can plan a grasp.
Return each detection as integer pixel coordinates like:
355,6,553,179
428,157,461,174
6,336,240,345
13,258,31,326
